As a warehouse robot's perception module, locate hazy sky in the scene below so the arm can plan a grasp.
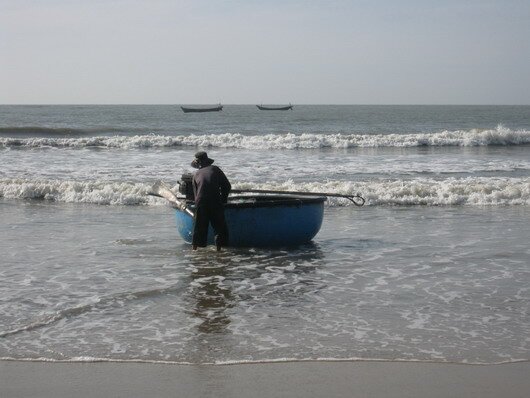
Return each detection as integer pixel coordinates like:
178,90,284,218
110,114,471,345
2,0,529,104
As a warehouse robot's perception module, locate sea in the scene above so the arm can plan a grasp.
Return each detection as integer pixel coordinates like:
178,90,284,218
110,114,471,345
0,105,529,365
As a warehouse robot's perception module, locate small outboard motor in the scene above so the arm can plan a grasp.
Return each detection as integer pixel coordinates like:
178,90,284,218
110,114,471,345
178,173,195,202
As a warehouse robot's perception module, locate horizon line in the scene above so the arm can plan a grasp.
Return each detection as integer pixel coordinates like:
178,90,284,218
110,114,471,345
1,103,530,107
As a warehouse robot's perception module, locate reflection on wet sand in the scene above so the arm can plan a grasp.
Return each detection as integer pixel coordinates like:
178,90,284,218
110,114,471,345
188,261,235,334
186,244,325,335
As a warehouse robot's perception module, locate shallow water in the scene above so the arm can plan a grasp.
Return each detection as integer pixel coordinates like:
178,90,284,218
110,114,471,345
1,105,529,364
1,200,528,364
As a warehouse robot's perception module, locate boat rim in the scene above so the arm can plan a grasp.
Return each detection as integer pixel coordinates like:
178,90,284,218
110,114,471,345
172,195,327,210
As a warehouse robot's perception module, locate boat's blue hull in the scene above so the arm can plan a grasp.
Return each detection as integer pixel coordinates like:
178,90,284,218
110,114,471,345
174,196,325,247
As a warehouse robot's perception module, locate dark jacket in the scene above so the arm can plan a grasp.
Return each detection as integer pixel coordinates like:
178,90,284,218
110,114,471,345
192,165,231,206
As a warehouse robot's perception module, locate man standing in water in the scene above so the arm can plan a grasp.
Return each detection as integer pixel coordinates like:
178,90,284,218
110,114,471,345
191,151,231,251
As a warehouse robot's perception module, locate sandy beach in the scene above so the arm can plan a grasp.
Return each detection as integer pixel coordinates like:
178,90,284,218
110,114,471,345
1,360,529,398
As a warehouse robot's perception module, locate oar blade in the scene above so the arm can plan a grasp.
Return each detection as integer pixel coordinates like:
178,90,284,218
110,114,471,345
150,180,179,204
149,181,195,217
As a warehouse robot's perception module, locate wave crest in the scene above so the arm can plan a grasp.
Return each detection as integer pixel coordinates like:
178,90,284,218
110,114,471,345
1,126,529,149
1,177,528,206
0,179,155,205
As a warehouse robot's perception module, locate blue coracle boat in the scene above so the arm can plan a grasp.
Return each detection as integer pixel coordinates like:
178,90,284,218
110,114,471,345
175,195,326,247
149,180,363,248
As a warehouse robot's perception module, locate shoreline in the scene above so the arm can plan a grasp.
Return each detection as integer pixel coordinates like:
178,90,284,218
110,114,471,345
1,357,529,366
2,360,529,398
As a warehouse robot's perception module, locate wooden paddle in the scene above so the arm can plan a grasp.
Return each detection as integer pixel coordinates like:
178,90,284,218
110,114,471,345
230,189,365,206
148,181,195,217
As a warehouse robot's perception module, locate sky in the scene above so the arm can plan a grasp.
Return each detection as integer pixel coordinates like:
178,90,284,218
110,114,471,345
1,0,529,105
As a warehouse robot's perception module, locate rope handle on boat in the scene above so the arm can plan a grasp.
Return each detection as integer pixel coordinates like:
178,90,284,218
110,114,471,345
230,189,365,207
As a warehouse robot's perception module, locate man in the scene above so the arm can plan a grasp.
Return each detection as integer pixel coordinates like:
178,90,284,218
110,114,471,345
191,151,231,251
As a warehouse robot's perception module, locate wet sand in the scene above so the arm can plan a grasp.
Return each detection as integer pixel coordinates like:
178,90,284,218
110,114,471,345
1,360,529,398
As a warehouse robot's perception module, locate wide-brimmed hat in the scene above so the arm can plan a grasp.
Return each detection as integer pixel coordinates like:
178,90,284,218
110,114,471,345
191,151,214,168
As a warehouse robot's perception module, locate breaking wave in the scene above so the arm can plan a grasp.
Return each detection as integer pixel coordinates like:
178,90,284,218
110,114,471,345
1,177,528,206
1,126,529,149
0,179,154,205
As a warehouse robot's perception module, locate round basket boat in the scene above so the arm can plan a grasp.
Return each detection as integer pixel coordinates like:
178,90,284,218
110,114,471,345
174,195,326,247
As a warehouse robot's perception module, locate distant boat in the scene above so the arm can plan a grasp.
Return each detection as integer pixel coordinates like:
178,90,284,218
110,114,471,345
181,105,223,113
256,104,293,111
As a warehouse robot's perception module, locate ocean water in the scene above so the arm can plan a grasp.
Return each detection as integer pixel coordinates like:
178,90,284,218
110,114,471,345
0,105,529,365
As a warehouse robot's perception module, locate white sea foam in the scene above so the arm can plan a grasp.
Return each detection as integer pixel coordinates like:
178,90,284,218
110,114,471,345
1,356,526,366
0,179,157,205
1,177,528,206
1,126,529,149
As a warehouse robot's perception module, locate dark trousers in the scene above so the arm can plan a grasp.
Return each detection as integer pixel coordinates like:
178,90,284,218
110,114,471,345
192,204,229,247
